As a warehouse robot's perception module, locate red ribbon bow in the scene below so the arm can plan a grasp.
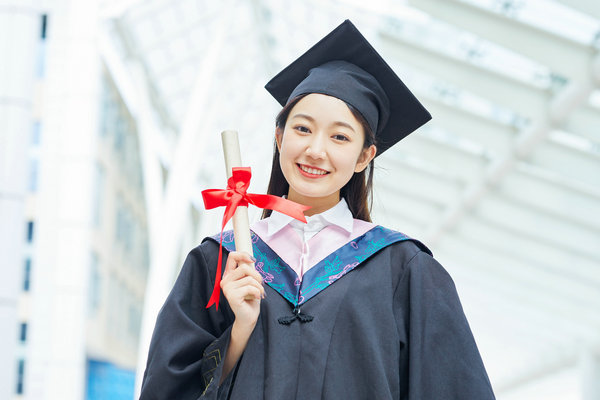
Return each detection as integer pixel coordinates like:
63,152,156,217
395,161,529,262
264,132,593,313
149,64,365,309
202,167,310,309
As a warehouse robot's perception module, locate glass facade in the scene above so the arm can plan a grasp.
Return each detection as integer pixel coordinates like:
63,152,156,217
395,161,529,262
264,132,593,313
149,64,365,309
19,323,27,343
26,221,34,243
88,252,101,316
22,258,31,292
15,360,25,394
86,359,135,400
28,158,38,192
35,15,47,78
92,163,105,228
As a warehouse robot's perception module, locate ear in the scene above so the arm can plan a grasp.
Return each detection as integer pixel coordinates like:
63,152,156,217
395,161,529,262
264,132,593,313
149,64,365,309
275,128,283,152
355,144,377,173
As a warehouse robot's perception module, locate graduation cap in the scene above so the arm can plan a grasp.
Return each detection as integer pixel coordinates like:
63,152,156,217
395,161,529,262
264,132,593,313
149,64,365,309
265,19,431,156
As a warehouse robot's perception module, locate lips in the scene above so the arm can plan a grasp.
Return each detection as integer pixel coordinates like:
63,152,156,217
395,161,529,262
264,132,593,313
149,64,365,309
297,163,329,178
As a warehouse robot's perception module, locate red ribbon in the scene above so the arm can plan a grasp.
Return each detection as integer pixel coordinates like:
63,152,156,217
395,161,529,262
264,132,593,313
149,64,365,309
202,167,310,309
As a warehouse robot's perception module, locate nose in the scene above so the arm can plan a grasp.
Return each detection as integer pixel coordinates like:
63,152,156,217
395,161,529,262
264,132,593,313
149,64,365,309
305,135,326,159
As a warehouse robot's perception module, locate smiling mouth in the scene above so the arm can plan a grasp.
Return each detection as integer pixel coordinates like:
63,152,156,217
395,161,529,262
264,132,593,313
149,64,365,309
297,163,329,177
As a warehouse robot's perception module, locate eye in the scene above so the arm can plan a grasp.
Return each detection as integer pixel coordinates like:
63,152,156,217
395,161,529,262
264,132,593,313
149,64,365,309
294,125,311,134
332,134,350,142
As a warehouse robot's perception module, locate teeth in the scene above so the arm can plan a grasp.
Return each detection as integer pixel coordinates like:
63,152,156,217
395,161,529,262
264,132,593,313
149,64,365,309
300,165,327,175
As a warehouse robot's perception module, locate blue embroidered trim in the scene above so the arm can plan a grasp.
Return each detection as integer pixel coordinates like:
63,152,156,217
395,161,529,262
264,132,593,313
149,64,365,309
210,225,427,306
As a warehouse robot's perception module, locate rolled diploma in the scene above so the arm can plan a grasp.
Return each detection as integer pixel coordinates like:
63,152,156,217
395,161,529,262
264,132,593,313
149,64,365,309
221,130,256,300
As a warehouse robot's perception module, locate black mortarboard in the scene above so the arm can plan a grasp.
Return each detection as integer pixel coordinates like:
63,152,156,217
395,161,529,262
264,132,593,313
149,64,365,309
265,19,431,156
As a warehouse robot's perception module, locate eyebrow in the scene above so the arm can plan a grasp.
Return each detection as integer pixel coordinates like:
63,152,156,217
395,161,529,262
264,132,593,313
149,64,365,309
290,113,356,132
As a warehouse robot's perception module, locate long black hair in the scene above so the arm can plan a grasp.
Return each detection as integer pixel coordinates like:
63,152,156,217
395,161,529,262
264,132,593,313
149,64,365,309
261,94,376,222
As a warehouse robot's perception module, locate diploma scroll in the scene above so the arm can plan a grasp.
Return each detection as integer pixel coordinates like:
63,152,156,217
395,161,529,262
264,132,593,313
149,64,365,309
221,130,256,300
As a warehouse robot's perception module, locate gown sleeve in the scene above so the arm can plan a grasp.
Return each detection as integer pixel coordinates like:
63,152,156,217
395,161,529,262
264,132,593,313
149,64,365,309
395,250,496,399
140,240,237,400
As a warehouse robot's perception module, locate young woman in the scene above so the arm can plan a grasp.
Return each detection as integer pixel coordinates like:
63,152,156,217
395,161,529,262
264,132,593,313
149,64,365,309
140,20,496,400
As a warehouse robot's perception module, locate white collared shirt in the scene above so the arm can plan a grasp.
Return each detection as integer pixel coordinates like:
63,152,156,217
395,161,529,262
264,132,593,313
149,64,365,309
257,198,359,279
266,198,354,242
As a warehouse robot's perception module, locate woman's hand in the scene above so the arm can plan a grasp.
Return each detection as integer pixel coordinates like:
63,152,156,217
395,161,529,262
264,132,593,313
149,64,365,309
220,251,264,382
221,251,265,329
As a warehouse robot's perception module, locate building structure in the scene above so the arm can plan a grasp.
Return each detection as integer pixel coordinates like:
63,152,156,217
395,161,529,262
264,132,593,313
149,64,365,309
2,2,149,399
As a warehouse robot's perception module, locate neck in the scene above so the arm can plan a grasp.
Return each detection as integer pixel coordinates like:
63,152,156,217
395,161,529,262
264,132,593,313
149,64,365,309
287,190,339,217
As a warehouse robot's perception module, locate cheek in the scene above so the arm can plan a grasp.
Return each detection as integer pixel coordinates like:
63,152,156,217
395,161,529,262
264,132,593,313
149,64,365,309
279,135,303,162
278,140,297,175
334,145,363,172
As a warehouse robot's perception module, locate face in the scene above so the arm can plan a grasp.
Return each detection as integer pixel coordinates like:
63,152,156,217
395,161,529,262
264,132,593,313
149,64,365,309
276,93,376,214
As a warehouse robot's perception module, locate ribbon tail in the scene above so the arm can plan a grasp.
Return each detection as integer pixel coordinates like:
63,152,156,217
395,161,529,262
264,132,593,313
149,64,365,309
206,202,233,310
247,194,311,223
206,233,225,310
206,196,244,309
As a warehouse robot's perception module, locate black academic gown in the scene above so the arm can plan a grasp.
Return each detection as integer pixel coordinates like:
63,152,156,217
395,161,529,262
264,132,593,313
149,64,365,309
140,226,495,400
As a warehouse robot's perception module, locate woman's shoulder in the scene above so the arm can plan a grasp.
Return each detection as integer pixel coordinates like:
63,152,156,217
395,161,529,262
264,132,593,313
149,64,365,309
179,235,224,271
374,226,457,287
367,224,432,257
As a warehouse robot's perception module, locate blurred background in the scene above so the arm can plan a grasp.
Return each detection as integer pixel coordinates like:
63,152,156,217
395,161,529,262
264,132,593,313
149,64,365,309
1,0,599,399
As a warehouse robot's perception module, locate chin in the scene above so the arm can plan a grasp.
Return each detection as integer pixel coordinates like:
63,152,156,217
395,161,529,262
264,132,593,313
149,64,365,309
292,186,340,201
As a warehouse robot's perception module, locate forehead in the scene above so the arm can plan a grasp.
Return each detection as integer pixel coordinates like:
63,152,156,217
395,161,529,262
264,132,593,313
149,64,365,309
288,94,362,127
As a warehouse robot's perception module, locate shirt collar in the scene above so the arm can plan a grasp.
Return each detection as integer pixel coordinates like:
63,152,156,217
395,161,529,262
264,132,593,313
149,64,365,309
266,198,354,237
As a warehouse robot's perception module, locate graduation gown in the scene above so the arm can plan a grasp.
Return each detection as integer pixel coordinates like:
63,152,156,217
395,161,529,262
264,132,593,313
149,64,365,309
140,226,495,399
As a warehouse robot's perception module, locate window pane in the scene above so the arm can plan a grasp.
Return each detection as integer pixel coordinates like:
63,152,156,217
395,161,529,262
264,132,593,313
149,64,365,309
26,221,34,243
23,258,31,292
16,359,25,394
20,323,27,342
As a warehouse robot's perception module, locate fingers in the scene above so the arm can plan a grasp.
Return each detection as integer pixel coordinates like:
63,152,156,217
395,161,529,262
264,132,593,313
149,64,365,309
224,274,265,298
223,251,263,285
223,282,263,301
224,251,256,274
238,285,262,301
222,274,266,301
225,264,263,286
221,251,266,300
230,276,265,295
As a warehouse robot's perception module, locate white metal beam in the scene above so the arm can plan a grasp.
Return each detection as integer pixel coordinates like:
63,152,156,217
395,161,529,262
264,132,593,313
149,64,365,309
98,0,146,19
424,74,596,246
556,0,600,20
376,154,463,201
134,10,232,397
98,29,163,251
448,269,586,348
420,101,517,155
407,0,599,81
378,32,550,119
475,195,600,259
482,343,600,394
457,285,594,353
517,161,600,202
111,19,177,130
437,238,600,336
455,214,600,286
249,0,277,75
447,234,600,315
398,135,487,182
499,167,600,231
581,349,600,400
376,191,442,226
529,139,600,189
565,105,600,143
493,352,577,394
109,0,173,25
125,10,221,57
